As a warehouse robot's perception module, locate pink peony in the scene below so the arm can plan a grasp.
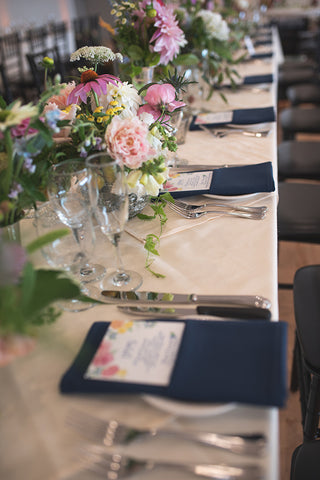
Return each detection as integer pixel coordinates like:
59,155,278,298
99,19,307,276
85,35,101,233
105,116,156,169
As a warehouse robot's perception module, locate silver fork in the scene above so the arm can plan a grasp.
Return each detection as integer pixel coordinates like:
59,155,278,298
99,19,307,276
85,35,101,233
80,445,265,480
66,409,266,456
173,199,268,215
168,202,266,220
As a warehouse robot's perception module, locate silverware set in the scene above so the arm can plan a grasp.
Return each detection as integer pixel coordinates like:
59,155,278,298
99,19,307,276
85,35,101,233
67,409,266,479
168,200,267,220
79,445,265,480
198,124,271,138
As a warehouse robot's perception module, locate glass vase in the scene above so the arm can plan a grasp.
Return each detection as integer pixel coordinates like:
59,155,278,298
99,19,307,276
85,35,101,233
133,66,155,90
1,220,21,243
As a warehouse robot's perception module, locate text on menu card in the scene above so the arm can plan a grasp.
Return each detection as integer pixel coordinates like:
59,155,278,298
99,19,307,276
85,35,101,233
84,320,185,385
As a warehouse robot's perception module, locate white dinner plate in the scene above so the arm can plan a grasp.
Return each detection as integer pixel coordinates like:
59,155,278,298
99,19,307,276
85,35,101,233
142,395,237,418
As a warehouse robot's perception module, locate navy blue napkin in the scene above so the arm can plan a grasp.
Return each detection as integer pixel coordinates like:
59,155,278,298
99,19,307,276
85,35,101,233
60,319,288,407
162,162,275,199
190,106,275,130
243,74,273,85
249,52,273,60
254,40,272,46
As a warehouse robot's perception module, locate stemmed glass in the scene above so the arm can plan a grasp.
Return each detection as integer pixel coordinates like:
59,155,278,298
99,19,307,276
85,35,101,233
86,153,143,291
47,160,106,286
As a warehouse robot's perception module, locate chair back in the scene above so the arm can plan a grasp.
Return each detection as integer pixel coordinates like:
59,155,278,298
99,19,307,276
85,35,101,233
25,25,49,52
26,46,65,94
293,265,320,440
291,441,320,480
0,32,24,81
0,62,13,104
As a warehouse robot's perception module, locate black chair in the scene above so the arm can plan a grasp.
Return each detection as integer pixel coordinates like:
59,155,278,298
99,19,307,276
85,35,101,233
278,141,320,181
24,25,49,52
0,62,13,103
280,106,320,140
291,441,320,479
293,265,320,440
26,46,65,95
0,31,33,101
286,83,320,106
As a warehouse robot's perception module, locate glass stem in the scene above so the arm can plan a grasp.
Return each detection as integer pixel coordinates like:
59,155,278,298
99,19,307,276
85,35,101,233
114,233,125,273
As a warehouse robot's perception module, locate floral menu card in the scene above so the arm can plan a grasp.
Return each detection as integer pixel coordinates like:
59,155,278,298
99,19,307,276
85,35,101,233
84,320,185,386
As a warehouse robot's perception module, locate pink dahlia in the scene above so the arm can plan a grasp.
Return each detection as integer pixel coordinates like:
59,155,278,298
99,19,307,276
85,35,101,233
150,0,187,65
105,116,156,169
67,70,121,105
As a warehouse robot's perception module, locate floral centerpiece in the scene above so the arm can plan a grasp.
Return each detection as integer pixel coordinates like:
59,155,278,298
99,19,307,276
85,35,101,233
100,0,187,80
174,0,247,98
0,89,63,227
46,46,186,199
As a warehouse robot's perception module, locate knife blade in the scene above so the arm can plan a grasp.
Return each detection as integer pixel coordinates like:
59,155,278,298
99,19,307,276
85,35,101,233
100,290,271,309
118,305,272,320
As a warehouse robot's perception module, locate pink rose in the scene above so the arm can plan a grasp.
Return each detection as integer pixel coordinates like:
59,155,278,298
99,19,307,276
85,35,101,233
105,116,156,169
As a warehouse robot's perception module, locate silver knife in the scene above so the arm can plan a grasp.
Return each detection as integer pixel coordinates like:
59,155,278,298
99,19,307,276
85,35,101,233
118,305,272,320
100,290,271,309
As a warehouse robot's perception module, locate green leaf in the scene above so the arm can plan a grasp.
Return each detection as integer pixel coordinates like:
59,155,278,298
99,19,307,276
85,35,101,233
26,229,70,254
25,270,81,316
21,261,36,308
0,95,7,109
136,213,156,221
173,53,199,66
127,45,144,61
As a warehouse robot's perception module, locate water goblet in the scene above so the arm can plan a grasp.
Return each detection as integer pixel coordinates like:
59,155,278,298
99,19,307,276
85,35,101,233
47,160,106,285
34,202,97,312
86,153,143,291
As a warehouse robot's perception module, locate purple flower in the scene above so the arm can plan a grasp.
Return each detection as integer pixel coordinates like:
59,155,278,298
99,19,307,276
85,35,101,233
67,70,121,105
23,157,36,173
8,182,23,199
45,109,61,133
0,240,27,286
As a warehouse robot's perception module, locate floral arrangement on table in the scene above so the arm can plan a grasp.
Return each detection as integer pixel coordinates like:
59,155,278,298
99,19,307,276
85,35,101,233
99,0,187,80
0,87,64,228
46,46,187,198
173,0,247,99
0,229,87,367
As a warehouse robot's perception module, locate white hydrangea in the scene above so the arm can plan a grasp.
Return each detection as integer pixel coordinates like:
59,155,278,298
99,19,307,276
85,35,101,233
236,0,249,10
98,82,141,118
70,46,123,64
196,11,230,42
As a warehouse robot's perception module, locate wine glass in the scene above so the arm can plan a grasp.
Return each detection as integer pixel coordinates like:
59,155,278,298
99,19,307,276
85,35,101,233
34,202,98,312
86,152,143,291
47,160,106,285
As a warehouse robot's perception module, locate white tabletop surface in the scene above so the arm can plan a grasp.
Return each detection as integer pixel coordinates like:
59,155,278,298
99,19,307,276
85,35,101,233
0,32,282,480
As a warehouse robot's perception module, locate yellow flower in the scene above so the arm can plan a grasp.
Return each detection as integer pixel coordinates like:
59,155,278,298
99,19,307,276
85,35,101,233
109,100,118,106
96,117,103,123
94,106,104,113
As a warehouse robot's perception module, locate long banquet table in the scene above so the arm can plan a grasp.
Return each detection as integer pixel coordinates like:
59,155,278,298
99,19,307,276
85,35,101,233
0,28,284,480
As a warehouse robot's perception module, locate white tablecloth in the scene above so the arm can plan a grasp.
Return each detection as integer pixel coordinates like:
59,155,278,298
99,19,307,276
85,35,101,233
0,35,282,480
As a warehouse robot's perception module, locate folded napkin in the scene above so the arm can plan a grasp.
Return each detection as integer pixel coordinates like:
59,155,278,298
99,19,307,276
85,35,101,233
60,319,288,407
249,52,273,60
162,162,275,199
254,40,272,46
189,106,275,130
243,74,273,85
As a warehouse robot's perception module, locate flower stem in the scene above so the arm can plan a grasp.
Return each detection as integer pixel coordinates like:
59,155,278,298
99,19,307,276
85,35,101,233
92,90,100,109
3,129,13,198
